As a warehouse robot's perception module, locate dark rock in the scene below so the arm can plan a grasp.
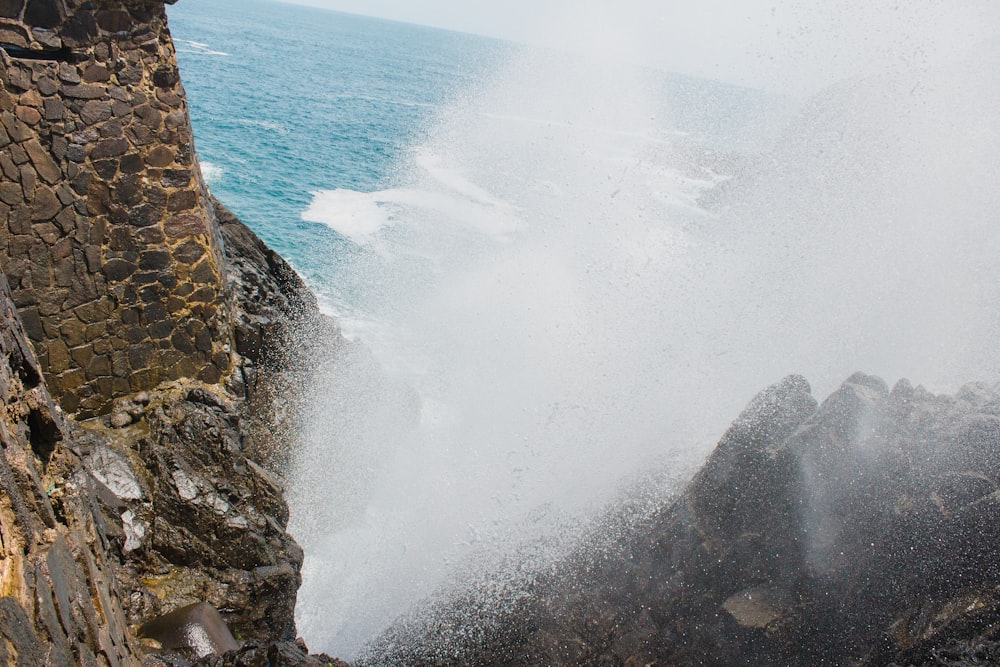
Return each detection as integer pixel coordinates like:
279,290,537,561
101,258,136,282
162,212,204,238
139,249,170,270
152,65,180,89
90,137,128,159
23,0,62,28
161,168,191,188
79,100,112,125
191,640,350,667
139,602,240,661
29,185,60,220
62,84,105,100
0,0,21,19
366,376,1000,667
0,598,45,667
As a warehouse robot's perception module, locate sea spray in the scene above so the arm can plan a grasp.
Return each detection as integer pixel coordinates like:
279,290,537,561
288,47,743,657
286,10,1000,662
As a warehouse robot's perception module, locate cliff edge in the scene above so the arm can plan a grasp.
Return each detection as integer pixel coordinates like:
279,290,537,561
0,1,338,664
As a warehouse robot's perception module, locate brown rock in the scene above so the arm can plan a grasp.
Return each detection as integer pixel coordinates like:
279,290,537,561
0,182,23,206
2,111,33,142
90,137,128,159
36,77,59,96
17,90,42,108
161,169,191,188
119,153,143,174
82,64,110,83
95,9,132,32
0,25,29,49
164,213,205,238
167,189,196,212
0,153,17,180
6,64,32,91
15,105,41,126
79,100,112,125
57,62,81,84
144,145,174,168
102,258,136,282
19,164,37,199
63,84,104,100
24,139,62,184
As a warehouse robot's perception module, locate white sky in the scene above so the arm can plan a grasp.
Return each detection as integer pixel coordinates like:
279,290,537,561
280,0,1000,95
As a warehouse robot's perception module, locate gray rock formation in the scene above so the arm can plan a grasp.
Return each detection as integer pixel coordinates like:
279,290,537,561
365,373,1000,666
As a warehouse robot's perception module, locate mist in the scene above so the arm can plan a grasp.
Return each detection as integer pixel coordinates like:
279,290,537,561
286,1,1000,658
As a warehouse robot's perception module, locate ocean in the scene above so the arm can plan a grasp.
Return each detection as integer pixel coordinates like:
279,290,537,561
168,0,785,326
166,0,1000,659
167,0,508,299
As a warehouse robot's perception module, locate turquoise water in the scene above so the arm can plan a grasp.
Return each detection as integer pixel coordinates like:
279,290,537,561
167,0,507,288
168,0,786,307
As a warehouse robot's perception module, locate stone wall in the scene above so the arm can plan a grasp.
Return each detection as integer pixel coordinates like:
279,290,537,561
0,269,144,666
0,0,231,417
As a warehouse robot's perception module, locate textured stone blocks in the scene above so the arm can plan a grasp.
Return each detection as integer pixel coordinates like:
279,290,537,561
0,0,234,416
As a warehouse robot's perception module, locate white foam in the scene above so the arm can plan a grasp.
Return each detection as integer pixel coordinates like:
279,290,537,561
290,12,1000,665
302,180,524,246
174,38,230,57
291,49,722,660
301,189,395,243
198,161,221,185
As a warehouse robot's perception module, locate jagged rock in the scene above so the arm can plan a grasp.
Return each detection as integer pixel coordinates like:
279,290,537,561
367,374,1000,667
216,196,348,471
191,639,350,667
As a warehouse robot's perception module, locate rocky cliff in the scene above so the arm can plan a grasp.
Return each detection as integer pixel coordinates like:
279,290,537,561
3,2,999,667
367,374,1000,666
0,1,339,664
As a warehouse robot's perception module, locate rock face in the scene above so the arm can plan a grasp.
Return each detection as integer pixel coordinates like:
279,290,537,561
0,252,320,661
0,269,141,665
367,373,1000,666
0,1,339,664
215,196,341,472
0,0,231,418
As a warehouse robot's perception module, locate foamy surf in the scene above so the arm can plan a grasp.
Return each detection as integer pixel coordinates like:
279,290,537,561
174,38,230,56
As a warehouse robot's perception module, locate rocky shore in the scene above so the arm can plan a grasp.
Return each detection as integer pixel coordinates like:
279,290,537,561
1,1,1000,666
366,374,1000,666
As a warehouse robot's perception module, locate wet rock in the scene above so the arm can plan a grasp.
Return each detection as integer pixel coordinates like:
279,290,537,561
189,639,350,667
368,375,1000,667
139,602,240,661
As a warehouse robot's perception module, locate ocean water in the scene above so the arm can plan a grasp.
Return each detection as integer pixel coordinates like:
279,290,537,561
168,0,508,299
167,0,1000,660
169,0,785,320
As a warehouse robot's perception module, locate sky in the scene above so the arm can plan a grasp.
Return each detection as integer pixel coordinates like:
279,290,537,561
279,0,1000,95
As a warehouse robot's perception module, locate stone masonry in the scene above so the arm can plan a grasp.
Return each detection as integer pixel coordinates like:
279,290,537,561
0,0,231,417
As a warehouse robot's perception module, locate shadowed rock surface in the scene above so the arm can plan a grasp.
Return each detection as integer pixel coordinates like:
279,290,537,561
0,1,344,664
364,373,1000,666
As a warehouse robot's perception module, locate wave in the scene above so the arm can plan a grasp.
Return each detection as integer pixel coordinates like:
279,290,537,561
174,38,230,57
290,48,730,659
199,160,222,185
